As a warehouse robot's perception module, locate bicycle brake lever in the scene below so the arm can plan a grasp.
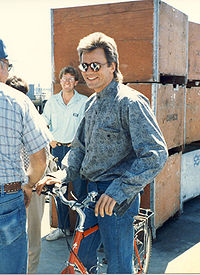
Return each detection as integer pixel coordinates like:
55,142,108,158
88,191,98,202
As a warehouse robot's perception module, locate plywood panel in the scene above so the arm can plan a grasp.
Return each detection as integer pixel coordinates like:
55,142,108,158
52,0,188,85
156,84,185,149
53,1,154,83
50,196,58,228
185,87,200,144
188,22,200,81
140,184,151,209
154,152,181,229
126,83,152,103
159,1,188,77
127,83,185,150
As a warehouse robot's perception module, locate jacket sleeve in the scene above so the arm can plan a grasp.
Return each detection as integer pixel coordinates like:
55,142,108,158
105,95,168,210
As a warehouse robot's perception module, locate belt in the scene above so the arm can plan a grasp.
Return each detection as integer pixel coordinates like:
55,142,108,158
1,182,22,194
57,142,71,147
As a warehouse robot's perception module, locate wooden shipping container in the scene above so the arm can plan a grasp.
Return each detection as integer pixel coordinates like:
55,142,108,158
185,87,200,144
51,0,188,94
188,22,200,81
139,151,182,236
127,83,185,150
181,149,200,207
154,151,181,230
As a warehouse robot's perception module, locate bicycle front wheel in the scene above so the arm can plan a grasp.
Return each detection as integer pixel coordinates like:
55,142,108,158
133,224,152,274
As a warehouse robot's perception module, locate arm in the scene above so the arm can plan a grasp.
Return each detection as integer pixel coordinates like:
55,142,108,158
36,117,86,195
104,95,168,215
21,97,52,206
23,148,47,207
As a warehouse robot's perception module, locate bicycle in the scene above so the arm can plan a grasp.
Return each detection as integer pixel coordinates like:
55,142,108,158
44,184,153,274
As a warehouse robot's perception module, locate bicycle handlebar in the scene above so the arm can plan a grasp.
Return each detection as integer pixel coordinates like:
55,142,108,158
44,183,98,211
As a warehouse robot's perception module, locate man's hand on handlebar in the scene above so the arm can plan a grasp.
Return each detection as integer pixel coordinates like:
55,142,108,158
36,176,62,195
95,193,117,217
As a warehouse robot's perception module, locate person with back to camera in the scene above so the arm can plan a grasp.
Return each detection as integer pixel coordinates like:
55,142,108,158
6,75,57,274
37,32,168,273
42,66,88,241
0,39,52,274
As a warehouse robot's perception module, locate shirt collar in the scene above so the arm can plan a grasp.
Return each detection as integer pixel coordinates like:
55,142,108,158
59,89,78,105
95,80,117,100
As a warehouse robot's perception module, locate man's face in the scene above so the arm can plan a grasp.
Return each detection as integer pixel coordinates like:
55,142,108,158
80,48,115,93
0,59,9,83
60,73,78,93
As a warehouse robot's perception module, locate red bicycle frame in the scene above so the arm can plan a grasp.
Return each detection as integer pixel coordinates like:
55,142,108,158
61,225,99,274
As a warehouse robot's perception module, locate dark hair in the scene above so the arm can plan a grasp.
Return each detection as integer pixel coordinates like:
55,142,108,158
77,32,123,83
6,76,29,95
59,66,79,81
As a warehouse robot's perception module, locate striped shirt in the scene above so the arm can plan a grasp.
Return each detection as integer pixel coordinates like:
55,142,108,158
0,83,52,185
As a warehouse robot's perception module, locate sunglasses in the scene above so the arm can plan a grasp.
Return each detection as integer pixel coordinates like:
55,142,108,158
79,62,107,72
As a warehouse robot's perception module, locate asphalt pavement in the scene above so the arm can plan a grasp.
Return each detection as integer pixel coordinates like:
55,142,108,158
37,195,200,274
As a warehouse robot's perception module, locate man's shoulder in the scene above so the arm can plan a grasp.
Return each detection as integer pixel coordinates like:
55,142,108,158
117,83,150,105
0,82,31,105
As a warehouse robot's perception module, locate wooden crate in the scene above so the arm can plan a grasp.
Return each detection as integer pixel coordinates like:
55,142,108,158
52,0,188,88
185,87,200,144
188,22,200,81
127,83,185,150
140,183,151,209
50,196,58,228
154,151,181,230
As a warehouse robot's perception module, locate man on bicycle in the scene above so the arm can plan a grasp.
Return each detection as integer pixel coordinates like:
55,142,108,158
37,32,168,273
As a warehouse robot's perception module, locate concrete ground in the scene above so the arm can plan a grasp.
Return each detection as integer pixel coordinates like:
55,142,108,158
37,195,200,274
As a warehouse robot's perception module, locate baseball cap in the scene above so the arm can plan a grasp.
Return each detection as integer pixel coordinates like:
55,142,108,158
0,39,8,59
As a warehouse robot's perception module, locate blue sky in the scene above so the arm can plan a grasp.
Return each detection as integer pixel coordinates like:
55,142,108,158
1,0,199,87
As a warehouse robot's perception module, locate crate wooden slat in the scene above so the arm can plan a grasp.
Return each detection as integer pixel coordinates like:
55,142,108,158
185,87,200,144
127,83,185,150
154,151,181,229
159,1,188,77
188,22,200,81
52,0,188,86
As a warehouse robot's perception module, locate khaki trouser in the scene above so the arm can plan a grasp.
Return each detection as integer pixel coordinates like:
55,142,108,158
27,192,45,274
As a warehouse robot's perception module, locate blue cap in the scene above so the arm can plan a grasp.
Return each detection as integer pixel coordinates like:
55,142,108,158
0,39,8,59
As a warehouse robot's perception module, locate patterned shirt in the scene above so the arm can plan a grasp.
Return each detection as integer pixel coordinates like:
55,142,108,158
0,83,52,185
42,90,88,143
53,81,168,205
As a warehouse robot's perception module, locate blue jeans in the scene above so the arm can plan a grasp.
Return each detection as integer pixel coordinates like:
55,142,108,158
78,181,140,274
51,144,69,168
52,145,87,230
0,189,27,274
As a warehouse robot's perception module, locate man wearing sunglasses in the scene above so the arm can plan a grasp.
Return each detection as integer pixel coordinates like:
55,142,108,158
0,39,51,273
37,32,168,273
